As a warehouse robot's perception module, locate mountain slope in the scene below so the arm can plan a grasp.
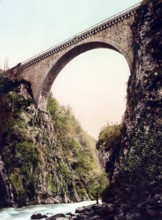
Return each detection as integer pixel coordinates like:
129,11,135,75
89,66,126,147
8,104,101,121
0,76,107,207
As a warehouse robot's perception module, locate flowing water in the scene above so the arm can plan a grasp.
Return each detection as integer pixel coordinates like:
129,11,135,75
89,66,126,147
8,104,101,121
0,200,96,220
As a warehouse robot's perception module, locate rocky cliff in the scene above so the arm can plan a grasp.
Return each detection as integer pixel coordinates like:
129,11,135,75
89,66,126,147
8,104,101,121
0,77,107,208
96,0,162,219
112,0,162,201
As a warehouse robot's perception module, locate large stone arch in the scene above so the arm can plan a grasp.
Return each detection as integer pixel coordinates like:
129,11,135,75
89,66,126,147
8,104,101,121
7,4,139,111
38,39,132,110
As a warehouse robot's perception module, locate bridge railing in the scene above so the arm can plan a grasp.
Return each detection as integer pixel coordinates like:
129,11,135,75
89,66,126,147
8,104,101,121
21,1,141,67
67,1,142,40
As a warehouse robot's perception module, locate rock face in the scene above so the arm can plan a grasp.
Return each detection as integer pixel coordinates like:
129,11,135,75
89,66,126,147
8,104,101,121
0,77,102,207
0,156,14,207
69,199,162,220
97,124,124,182
97,0,162,217
31,1,162,219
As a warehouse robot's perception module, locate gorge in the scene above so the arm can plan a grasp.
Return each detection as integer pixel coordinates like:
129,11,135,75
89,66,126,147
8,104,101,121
0,0,162,219
0,76,107,207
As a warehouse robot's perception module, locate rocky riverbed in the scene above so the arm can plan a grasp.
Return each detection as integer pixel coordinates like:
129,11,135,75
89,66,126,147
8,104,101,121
30,183,161,220
44,192,162,220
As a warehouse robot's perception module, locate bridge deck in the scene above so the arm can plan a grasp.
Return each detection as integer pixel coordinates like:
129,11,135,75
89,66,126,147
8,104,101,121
21,2,141,68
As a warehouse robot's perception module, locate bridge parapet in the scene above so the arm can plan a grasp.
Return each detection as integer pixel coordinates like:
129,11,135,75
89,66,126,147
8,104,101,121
21,2,141,69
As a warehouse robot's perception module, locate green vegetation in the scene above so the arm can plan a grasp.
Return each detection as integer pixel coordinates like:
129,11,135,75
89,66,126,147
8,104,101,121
0,76,107,206
97,123,124,150
97,116,162,202
97,123,124,183
87,173,108,198
47,95,108,198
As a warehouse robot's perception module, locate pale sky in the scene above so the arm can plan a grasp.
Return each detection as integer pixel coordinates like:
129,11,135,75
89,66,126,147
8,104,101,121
0,0,141,138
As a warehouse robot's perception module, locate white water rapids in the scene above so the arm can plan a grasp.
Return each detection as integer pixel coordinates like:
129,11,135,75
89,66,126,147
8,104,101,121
0,200,96,220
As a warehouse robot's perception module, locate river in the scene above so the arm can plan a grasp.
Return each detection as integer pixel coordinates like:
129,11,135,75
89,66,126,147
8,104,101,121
0,200,96,220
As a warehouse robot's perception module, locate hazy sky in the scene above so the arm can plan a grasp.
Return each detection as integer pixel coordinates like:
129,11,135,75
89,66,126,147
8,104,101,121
0,0,141,138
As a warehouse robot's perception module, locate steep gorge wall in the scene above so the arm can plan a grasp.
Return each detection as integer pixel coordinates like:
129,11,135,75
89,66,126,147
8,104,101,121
0,78,104,207
0,90,81,206
99,0,162,204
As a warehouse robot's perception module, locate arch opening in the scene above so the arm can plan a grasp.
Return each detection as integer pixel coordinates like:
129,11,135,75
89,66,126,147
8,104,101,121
50,48,130,138
38,40,131,112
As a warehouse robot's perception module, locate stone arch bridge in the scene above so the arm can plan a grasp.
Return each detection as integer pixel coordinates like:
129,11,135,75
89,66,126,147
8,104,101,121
7,2,141,111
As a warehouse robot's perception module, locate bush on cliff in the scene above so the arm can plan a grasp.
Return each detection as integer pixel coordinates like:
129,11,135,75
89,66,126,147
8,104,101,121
96,123,124,201
97,123,123,150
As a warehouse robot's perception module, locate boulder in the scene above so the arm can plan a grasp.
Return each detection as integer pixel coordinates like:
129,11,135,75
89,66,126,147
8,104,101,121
46,213,66,220
31,213,47,219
